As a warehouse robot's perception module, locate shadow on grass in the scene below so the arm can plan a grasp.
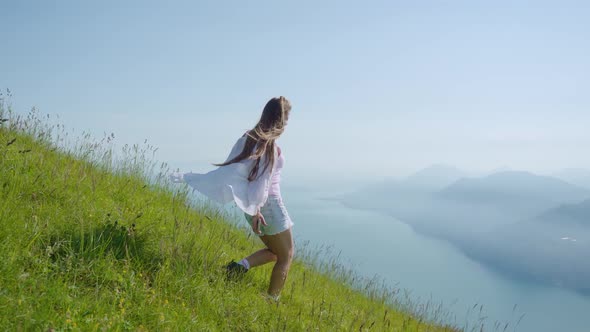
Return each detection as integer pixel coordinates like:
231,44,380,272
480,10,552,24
42,220,164,285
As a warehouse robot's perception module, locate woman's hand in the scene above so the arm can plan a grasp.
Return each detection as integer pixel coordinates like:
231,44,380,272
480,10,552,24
252,210,267,235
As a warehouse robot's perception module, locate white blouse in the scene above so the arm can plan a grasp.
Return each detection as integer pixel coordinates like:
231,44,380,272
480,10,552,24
178,135,278,216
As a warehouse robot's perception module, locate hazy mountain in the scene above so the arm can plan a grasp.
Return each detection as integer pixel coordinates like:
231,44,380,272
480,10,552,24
338,169,590,295
536,199,590,227
552,168,590,190
338,169,590,296
435,173,590,295
483,166,513,176
403,164,468,191
437,171,590,209
463,219,590,296
462,200,590,296
344,170,590,233
340,164,468,217
351,164,467,198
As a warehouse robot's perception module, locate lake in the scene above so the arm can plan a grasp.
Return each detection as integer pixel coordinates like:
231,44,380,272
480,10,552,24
278,186,590,332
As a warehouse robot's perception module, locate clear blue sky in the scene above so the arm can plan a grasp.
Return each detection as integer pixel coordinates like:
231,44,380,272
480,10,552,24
2,0,589,183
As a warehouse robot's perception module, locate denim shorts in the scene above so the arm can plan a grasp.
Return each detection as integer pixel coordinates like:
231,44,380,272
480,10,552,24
244,195,293,236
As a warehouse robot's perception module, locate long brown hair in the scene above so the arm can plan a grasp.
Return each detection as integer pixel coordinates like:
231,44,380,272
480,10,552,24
214,96,291,181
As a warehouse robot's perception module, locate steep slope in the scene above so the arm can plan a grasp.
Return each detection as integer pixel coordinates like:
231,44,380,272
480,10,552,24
0,108,457,331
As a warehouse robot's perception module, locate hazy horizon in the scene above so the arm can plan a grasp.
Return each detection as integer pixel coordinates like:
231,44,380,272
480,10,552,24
2,1,590,181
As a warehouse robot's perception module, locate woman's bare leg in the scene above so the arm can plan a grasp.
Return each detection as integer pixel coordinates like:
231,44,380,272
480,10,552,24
244,236,277,268
263,228,294,297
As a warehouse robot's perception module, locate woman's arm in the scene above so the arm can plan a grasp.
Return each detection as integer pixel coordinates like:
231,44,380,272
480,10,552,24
169,136,245,184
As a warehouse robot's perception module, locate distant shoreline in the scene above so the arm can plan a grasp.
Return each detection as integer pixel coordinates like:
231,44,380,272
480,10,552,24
326,196,590,299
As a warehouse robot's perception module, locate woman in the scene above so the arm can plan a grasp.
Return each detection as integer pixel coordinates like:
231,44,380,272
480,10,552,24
172,96,294,302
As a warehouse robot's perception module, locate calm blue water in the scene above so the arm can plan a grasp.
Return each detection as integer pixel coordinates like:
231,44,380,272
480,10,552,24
278,187,590,332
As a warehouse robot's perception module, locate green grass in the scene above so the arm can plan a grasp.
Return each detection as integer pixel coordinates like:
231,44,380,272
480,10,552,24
0,97,460,331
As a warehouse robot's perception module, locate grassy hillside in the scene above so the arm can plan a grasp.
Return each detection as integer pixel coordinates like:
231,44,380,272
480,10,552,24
0,101,459,331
